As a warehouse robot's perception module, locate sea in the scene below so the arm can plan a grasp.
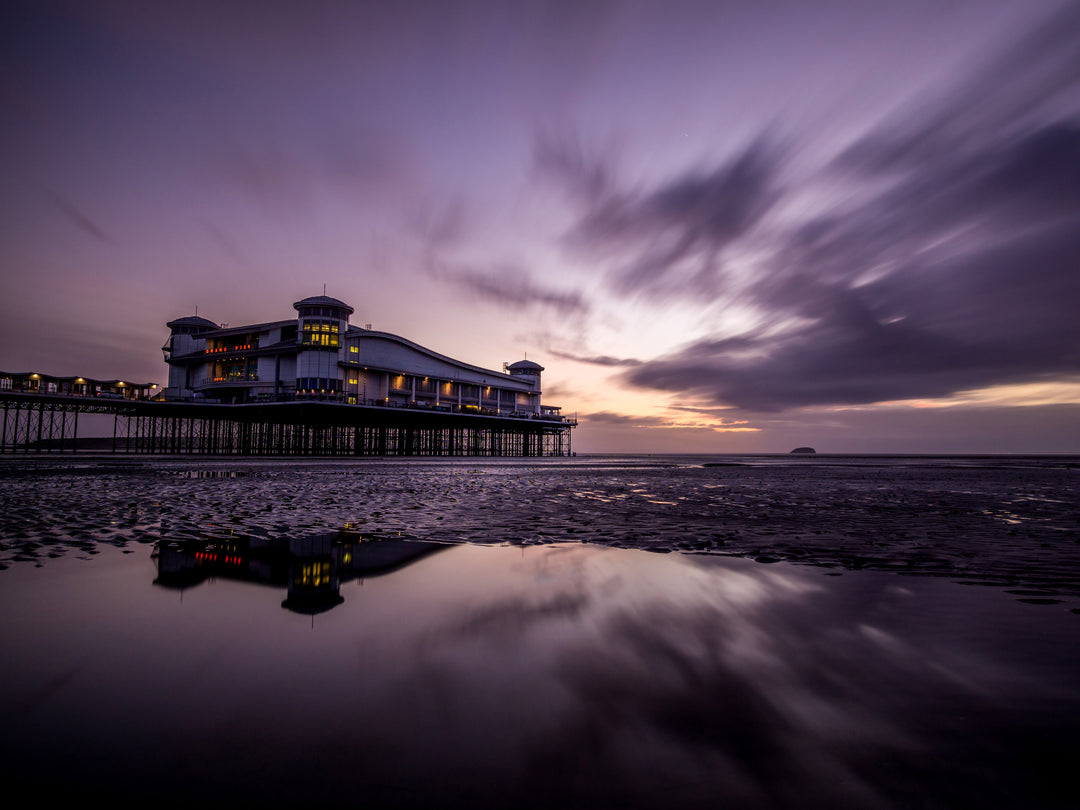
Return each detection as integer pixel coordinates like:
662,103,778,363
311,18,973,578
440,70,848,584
1,453,1078,808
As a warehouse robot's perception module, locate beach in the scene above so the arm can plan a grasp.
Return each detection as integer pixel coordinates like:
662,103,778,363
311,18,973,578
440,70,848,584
1,455,1078,808
2,454,1078,601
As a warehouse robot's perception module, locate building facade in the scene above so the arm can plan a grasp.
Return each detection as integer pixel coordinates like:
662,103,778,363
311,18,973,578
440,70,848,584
163,295,565,420
0,371,156,399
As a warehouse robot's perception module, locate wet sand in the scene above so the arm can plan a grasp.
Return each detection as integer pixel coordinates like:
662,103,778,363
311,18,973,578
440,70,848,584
2,454,1078,605
1,539,1079,809
2,454,1079,808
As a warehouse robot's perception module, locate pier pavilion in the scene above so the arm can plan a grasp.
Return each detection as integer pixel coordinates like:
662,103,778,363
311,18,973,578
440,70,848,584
163,294,562,419
0,295,575,456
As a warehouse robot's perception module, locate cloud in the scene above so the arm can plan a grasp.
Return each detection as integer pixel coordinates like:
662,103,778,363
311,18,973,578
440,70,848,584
619,6,1080,412
206,127,414,214
538,382,578,400
534,129,615,203
548,134,785,299
548,349,641,367
47,192,113,244
433,261,588,317
628,218,1080,411
837,3,1080,179
410,198,469,251
582,411,671,427
582,411,758,433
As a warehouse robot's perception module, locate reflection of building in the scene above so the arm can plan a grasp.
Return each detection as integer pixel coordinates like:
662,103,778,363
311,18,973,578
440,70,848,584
153,529,449,615
163,295,567,422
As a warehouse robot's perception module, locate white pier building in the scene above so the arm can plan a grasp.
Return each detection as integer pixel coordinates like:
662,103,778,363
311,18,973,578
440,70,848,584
162,295,566,421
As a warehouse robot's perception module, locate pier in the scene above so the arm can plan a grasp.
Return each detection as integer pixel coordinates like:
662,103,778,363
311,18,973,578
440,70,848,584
0,392,574,457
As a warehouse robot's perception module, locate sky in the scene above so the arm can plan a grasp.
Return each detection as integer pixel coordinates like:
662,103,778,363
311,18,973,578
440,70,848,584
2,0,1079,453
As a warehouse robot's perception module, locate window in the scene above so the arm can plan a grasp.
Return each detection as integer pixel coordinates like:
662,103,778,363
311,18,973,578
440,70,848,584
301,320,340,348
296,378,340,392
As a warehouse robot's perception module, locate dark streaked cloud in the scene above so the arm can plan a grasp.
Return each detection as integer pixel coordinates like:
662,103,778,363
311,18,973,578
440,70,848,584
539,132,785,298
582,411,754,432
628,222,1080,411
583,411,672,427
47,191,113,245
837,2,1080,178
617,5,1080,412
548,349,642,367
432,261,588,317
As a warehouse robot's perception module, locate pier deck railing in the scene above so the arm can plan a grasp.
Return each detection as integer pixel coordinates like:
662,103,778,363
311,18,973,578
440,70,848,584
0,392,574,457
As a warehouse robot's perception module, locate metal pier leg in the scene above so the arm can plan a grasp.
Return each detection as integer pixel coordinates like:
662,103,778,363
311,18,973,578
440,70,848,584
35,402,44,453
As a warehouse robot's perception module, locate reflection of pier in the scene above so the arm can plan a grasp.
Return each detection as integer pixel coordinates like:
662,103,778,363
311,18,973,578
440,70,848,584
0,392,574,456
153,529,448,615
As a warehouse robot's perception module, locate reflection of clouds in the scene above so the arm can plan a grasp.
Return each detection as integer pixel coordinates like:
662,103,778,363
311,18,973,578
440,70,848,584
402,550,878,804
380,547,1074,807
539,560,893,806
444,590,590,640
7,535,1071,809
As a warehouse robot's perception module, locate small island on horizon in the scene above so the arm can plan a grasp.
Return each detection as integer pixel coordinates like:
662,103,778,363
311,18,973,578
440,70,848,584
790,447,817,454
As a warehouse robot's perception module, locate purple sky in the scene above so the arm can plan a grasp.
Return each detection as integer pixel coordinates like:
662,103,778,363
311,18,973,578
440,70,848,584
2,0,1079,453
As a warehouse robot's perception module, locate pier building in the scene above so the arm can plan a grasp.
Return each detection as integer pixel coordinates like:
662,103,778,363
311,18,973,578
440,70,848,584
162,295,564,420
0,295,574,456
0,371,156,400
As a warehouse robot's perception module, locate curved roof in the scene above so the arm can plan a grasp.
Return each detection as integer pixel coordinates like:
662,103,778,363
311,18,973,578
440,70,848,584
507,359,544,372
352,330,530,386
293,295,354,315
166,315,219,330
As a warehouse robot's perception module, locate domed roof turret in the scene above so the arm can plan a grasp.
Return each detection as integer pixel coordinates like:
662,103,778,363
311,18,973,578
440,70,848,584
167,315,218,330
293,295,354,315
507,359,544,373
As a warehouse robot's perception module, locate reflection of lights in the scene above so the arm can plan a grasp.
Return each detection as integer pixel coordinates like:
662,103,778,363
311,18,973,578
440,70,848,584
298,561,331,587
194,550,243,565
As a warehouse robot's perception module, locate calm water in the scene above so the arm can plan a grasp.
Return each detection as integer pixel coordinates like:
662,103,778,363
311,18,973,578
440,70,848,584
1,455,1079,807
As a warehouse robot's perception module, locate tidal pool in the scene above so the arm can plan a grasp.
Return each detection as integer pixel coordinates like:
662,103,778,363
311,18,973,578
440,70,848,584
2,534,1077,808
